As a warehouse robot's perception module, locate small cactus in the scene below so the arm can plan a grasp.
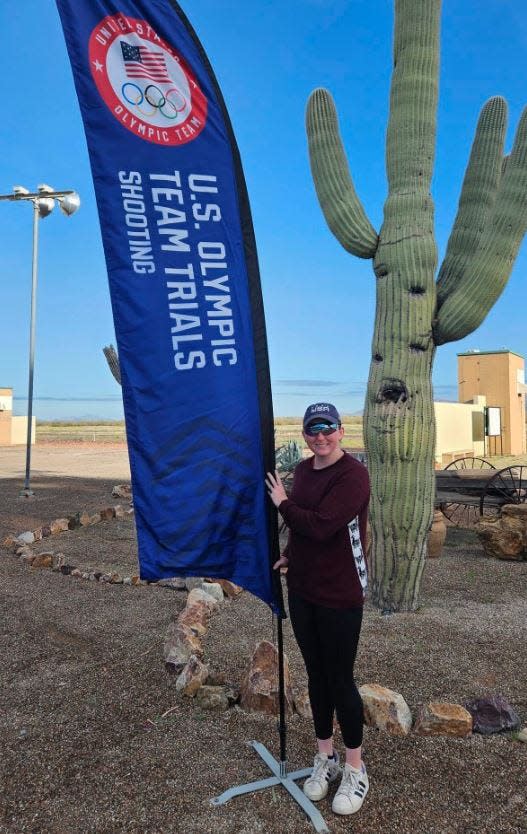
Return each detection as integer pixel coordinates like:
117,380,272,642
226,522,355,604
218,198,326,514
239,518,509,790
275,440,303,473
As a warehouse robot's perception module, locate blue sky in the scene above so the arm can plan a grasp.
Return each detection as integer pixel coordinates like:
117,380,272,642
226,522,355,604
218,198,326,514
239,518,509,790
1,0,526,420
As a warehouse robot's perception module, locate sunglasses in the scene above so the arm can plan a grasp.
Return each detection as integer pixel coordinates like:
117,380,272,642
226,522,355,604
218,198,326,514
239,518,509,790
304,422,340,436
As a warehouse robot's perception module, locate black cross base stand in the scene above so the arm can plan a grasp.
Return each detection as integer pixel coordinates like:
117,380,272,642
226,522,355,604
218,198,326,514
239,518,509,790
210,739,330,832
210,580,330,834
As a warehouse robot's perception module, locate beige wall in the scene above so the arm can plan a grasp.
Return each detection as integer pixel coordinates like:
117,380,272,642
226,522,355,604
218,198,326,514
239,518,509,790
0,413,11,445
0,387,14,445
434,400,485,465
458,351,526,455
0,388,35,446
11,416,35,446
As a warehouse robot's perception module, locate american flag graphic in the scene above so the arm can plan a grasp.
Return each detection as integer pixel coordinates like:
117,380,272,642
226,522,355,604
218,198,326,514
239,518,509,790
121,41,170,83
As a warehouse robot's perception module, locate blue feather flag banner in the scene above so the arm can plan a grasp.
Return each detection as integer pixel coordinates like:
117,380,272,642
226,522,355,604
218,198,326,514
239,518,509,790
56,0,281,612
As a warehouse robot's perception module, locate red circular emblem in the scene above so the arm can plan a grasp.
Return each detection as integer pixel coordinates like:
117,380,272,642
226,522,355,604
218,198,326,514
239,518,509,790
89,14,207,146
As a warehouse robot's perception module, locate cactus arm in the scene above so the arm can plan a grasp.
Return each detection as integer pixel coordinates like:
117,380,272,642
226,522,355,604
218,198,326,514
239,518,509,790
385,0,440,196
436,97,507,308
306,88,378,258
434,106,527,345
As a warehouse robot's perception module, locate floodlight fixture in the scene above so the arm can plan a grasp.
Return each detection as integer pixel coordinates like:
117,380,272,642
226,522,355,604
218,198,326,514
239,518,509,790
58,192,81,217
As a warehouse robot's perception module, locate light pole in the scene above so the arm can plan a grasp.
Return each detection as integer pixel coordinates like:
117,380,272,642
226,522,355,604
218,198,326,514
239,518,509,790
0,185,80,496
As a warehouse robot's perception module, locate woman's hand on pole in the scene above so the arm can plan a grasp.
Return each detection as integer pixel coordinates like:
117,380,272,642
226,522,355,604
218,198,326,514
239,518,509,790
265,470,288,508
273,554,289,574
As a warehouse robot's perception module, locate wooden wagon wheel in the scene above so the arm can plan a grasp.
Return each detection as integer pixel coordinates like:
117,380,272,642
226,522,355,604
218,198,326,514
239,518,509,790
439,499,481,528
480,465,527,517
440,457,496,527
443,457,496,471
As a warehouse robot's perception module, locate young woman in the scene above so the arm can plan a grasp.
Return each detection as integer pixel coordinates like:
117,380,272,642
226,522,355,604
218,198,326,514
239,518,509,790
265,402,370,816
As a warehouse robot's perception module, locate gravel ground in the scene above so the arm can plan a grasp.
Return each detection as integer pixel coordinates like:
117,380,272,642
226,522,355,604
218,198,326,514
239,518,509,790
1,445,526,834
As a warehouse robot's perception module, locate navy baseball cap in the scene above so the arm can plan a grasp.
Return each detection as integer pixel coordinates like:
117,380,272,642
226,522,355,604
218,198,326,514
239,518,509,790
303,402,341,429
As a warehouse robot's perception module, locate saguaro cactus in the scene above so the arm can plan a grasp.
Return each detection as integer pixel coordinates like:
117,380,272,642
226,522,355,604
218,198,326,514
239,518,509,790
103,344,121,385
307,0,527,612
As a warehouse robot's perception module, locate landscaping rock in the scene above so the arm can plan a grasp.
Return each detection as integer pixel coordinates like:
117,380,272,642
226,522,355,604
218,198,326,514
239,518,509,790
2,534,17,548
293,688,313,720
113,504,126,519
157,578,187,591
50,518,69,535
517,727,527,743
90,513,102,525
32,528,43,541
41,525,51,538
464,694,521,735
21,553,36,565
17,532,35,545
359,683,412,736
224,684,240,706
70,568,83,578
184,577,205,591
164,623,203,669
177,602,211,636
200,581,224,603
195,685,229,711
176,655,209,696
53,553,66,572
68,513,83,530
475,505,527,560
239,640,293,716
413,702,472,737
31,553,54,569
112,484,132,499
214,578,243,598
100,507,116,521
187,587,219,610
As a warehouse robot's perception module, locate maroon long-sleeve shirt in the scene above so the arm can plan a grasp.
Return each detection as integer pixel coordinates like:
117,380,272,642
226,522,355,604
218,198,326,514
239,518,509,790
279,452,370,609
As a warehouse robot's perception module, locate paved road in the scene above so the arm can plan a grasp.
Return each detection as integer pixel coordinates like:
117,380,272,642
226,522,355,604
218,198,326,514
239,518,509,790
0,443,131,481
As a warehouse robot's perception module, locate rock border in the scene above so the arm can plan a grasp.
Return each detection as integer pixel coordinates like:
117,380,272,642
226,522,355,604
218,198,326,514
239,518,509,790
2,494,525,740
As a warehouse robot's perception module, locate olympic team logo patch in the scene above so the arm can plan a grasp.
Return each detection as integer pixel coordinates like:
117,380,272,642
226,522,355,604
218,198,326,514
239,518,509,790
89,14,207,146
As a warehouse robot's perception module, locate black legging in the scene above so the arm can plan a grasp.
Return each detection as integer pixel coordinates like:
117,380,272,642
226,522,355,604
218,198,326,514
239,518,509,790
288,590,364,749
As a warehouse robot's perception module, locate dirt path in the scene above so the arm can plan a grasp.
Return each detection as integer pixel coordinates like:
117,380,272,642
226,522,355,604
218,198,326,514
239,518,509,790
0,442,130,481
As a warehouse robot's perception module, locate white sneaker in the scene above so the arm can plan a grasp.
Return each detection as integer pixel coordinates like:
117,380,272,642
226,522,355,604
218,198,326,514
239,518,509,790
303,752,341,801
332,762,369,815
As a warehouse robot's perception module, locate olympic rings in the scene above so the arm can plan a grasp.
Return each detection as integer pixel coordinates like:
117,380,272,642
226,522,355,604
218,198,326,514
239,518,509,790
160,87,187,118
145,85,166,108
122,82,143,106
120,82,188,122
122,82,158,117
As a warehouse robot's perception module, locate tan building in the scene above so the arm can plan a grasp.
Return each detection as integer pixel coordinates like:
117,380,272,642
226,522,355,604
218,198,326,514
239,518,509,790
434,397,486,466
458,350,526,456
0,388,35,446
